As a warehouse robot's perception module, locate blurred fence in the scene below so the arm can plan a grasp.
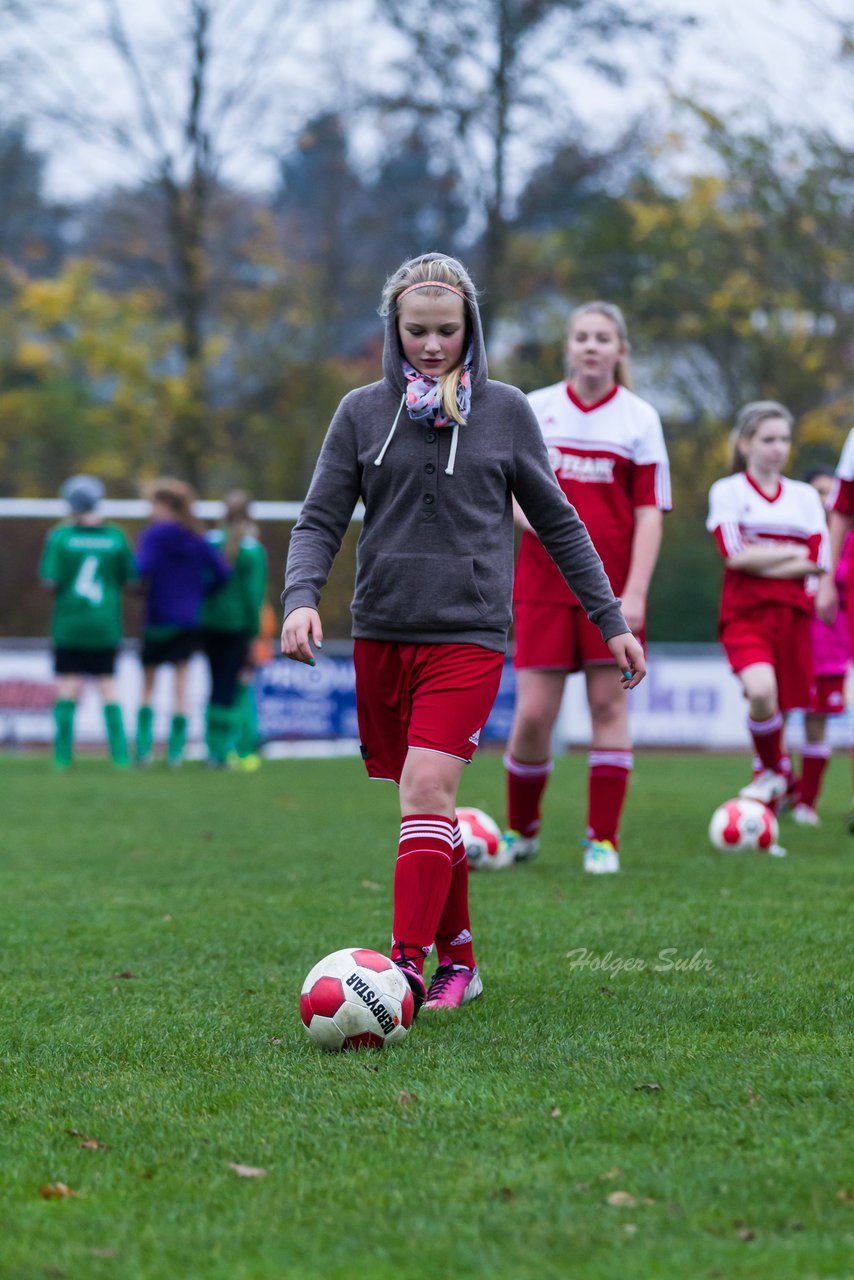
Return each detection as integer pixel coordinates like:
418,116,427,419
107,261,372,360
2,640,850,754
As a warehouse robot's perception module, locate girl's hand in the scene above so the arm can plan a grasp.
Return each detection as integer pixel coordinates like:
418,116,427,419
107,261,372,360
815,576,839,625
281,607,323,665
620,587,647,634
606,632,647,689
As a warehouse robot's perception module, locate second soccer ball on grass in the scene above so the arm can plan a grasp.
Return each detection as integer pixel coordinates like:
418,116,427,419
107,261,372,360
708,797,779,853
456,807,515,871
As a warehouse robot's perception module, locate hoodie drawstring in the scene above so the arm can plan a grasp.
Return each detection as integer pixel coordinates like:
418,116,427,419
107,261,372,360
445,421,459,476
374,391,460,475
374,393,405,468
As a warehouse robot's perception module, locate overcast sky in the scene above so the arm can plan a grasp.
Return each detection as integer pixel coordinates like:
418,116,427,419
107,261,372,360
11,0,851,201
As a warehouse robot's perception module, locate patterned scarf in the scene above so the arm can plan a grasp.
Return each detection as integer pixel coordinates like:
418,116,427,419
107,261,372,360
402,344,473,428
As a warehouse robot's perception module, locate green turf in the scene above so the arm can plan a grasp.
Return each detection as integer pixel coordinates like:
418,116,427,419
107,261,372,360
1,751,853,1279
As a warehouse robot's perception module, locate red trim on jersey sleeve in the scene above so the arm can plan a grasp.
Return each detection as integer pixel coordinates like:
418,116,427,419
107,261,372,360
806,532,823,565
565,383,620,414
712,523,743,559
632,461,672,511
831,476,854,516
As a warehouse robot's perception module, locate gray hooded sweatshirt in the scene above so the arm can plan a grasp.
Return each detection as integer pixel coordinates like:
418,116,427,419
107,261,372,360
283,262,628,653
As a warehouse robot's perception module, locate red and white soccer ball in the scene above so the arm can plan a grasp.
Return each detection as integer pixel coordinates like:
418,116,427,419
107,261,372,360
456,806,514,871
299,948,414,1051
708,797,779,852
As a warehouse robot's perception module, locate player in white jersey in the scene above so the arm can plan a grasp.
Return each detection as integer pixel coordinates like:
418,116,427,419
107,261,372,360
816,427,854,828
706,402,828,820
503,302,671,874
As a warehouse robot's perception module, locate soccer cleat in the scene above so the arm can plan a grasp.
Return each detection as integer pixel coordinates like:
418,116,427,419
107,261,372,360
393,957,426,1019
739,770,787,807
499,829,540,863
768,842,787,857
229,752,262,772
791,803,820,827
423,964,483,1011
582,838,620,874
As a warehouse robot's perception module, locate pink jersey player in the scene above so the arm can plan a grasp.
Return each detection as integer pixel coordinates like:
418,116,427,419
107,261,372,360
817,430,854,829
796,469,853,824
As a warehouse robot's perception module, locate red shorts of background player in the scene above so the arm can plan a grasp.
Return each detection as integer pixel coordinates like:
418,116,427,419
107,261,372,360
513,601,642,673
720,604,813,711
353,639,505,784
808,673,846,716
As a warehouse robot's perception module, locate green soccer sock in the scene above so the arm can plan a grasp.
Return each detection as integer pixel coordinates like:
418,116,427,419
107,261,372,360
54,699,75,769
136,704,154,762
205,704,235,764
104,702,130,768
235,683,258,759
168,713,188,765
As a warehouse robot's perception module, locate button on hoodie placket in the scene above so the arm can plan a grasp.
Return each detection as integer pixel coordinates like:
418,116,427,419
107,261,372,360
422,431,438,522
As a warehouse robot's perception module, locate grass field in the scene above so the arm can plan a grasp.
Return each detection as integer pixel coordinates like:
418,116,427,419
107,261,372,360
2,750,853,1280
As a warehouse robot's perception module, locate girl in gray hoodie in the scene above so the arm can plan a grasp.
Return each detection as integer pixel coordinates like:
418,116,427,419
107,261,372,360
282,252,644,1017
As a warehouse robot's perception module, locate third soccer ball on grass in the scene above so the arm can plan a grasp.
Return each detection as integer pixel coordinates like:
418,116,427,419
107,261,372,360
299,948,415,1051
708,797,779,852
456,807,514,871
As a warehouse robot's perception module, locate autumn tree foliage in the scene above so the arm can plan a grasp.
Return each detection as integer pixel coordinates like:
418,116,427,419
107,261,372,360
2,4,854,640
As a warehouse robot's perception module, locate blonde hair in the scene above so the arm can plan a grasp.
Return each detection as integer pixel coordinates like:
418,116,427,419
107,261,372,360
567,301,633,389
380,253,477,425
729,400,794,473
222,489,258,560
145,477,202,534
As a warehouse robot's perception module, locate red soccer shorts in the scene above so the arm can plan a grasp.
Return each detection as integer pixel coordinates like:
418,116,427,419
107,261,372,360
720,604,813,711
512,601,642,674
808,673,846,717
353,640,505,784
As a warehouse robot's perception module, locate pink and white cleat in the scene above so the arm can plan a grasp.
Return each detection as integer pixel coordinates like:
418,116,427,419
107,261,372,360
422,964,483,1011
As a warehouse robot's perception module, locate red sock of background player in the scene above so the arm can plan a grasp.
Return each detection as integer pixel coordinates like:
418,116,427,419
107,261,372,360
586,751,633,848
504,752,553,836
392,814,454,974
799,744,831,809
747,712,785,773
434,818,476,969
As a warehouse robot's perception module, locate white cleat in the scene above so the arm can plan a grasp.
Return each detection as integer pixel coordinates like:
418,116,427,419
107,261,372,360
583,838,620,874
739,770,787,807
499,830,541,863
791,803,821,827
768,842,787,857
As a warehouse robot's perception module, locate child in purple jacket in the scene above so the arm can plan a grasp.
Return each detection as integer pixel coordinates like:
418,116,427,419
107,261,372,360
135,478,230,766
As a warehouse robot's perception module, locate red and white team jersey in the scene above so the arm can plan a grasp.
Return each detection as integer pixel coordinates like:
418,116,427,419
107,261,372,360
830,427,854,515
707,473,829,625
514,383,671,606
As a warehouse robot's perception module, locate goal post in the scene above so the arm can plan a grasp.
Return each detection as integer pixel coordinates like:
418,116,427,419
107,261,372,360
0,498,365,522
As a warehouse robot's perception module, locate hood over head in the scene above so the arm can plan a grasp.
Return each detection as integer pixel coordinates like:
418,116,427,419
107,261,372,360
381,251,488,397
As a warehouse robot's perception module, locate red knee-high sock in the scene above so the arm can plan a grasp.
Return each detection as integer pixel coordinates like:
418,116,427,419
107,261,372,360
504,752,553,837
587,751,633,848
434,818,476,969
748,713,785,773
392,814,454,975
799,743,831,809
